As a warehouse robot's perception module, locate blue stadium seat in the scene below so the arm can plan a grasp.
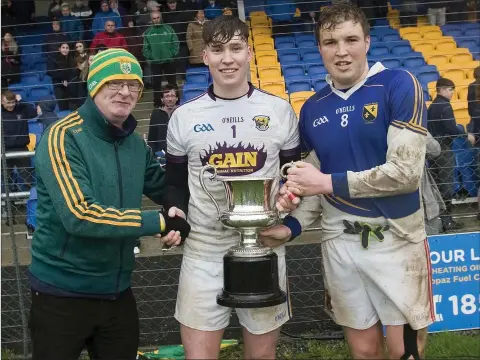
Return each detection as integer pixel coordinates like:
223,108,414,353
461,23,480,31
298,47,318,58
382,33,402,42
286,80,311,93
286,74,310,83
182,89,205,102
403,56,425,68
21,73,41,84
283,65,304,77
374,19,389,27
296,39,316,48
464,28,480,37
186,72,209,84
443,29,463,37
470,45,480,60
313,78,327,92
31,61,47,75
28,119,44,142
303,52,321,63
279,52,301,64
382,58,402,69
275,35,295,47
276,41,295,50
372,27,399,37
370,35,380,42
458,39,478,49
414,65,438,74
29,86,52,102
369,46,389,56
390,44,413,55
441,24,462,32
295,34,315,43
40,75,53,84
417,71,439,88
186,67,209,76
307,64,326,76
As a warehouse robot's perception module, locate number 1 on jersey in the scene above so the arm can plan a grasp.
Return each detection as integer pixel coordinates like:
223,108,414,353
231,125,237,138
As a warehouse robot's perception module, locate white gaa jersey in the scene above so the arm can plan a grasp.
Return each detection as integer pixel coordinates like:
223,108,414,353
167,84,300,262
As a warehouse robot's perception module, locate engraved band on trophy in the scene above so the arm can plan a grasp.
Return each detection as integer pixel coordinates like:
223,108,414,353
199,162,295,308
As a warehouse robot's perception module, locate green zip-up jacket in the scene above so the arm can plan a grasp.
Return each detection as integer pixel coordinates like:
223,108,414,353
143,23,179,64
30,96,165,295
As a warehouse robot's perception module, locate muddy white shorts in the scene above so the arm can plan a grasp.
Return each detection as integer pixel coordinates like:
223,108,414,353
174,255,291,334
322,231,435,330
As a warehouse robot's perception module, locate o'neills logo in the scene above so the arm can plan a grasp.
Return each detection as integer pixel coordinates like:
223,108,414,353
200,142,267,175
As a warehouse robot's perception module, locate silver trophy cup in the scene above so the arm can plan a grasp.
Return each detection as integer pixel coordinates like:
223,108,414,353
199,163,293,308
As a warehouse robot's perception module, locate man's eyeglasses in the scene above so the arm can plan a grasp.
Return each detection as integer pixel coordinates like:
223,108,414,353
107,81,142,92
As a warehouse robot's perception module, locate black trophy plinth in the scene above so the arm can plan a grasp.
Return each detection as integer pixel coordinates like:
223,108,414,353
217,250,287,308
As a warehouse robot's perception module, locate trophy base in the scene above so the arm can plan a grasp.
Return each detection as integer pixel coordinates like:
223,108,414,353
217,250,287,309
217,291,287,308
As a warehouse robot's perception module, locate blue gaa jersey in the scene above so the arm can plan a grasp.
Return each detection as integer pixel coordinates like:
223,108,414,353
299,62,427,242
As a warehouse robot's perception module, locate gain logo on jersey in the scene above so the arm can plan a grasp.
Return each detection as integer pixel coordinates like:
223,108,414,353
363,103,378,123
200,142,267,175
253,115,270,131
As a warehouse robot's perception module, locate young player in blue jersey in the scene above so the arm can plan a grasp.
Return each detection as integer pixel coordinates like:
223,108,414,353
262,3,433,360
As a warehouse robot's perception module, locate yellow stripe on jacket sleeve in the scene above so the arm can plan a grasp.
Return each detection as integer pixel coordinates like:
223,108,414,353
56,117,140,216
47,115,142,226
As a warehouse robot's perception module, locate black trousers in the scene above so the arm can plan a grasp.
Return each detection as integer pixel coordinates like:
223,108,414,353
29,288,139,360
54,84,70,111
151,62,177,108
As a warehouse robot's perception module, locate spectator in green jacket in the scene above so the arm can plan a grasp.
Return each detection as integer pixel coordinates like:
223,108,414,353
143,10,179,107
28,48,190,360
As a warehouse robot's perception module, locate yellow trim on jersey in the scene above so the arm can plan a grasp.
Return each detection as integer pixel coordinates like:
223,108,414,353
48,114,142,227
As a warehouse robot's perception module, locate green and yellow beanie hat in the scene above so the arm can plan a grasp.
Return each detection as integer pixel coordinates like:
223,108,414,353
87,48,144,98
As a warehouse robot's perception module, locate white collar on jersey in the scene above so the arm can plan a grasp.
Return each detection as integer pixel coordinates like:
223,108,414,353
325,61,386,100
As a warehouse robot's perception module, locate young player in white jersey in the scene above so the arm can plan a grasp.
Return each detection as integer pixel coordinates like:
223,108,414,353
263,3,433,360
162,15,302,359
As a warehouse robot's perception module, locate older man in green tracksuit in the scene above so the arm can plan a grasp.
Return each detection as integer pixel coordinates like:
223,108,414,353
28,48,190,360
143,10,179,107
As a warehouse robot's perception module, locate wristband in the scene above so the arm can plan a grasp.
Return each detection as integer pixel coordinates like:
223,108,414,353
282,215,302,242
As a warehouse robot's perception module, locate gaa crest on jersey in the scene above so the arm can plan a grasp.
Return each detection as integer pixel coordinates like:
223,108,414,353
200,142,267,176
253,115,270,131
363,103,378,123
120,60,132,74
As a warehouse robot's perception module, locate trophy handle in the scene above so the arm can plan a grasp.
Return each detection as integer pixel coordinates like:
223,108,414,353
199,164,221,218
280,161,295,180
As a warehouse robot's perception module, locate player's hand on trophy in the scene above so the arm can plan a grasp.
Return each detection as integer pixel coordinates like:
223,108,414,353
285,161,333,196
276,183,300,212
155,207,190,247
258,224,292,248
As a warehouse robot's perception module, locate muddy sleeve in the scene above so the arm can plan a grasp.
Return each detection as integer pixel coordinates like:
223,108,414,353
332,70,427,199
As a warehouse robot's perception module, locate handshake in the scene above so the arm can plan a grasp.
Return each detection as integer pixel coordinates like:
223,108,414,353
156,161,331,248
155,207,191,248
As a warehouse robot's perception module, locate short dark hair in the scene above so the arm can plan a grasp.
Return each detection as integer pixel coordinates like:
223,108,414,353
315,3,370,45
202,15,249,46
161,84,179,98
436,77,455,90
2,90,15,101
